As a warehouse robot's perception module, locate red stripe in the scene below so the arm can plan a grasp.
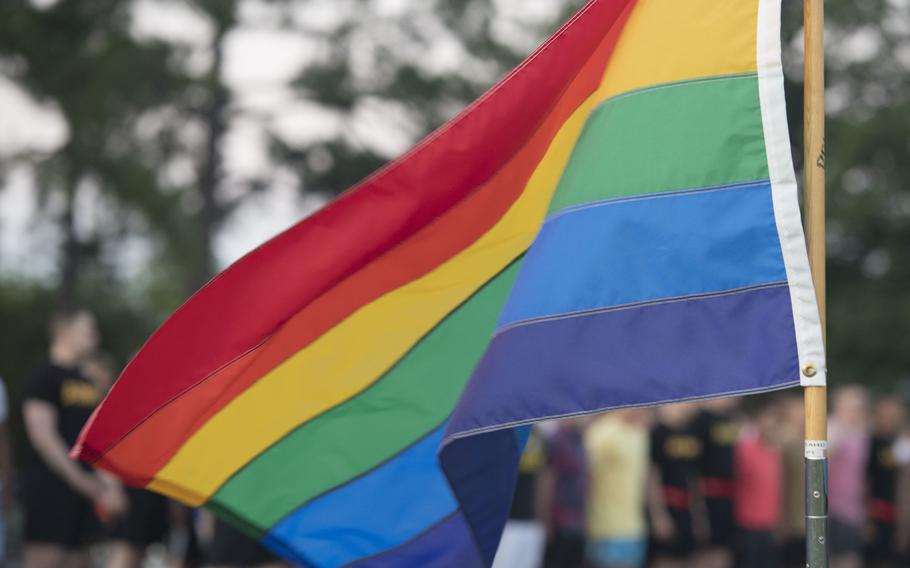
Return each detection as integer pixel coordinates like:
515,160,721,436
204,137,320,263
73,0,637,468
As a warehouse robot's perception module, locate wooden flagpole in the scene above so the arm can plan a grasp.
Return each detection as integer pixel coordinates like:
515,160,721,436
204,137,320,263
804,0,828,566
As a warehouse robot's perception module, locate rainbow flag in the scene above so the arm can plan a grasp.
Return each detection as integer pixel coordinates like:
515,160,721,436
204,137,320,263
74,0,826,566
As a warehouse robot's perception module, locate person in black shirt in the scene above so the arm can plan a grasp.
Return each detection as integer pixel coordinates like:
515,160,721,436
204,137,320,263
692,398,739,568
22,309,126,568
81,351,171,568
865,396,906,568
648,403,704,568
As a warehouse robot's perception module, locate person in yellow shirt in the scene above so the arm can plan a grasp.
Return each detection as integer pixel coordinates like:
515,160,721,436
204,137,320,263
584,409,652,568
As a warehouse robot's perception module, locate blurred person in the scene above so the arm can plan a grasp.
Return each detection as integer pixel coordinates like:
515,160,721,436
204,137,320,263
647,402,703,568
84,352,171,568
584,408,651,568
865,396,906,567
539,418,589,568
493,427,547,568
778,394,807,568
22,309,127,568
0,374,14,564
828,385,870,568
733,401,782,568
692,398,739,568
167,504,205,568
893,424,910,565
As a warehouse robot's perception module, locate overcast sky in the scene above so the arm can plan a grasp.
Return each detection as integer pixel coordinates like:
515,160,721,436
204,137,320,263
1,0,902,281
0,0,573,280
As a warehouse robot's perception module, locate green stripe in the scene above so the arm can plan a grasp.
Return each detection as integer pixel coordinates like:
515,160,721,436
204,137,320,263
547,74,768,214
208,260,522,532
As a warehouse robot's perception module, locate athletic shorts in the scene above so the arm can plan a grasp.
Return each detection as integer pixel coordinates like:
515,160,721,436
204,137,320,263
588,537,647,567
735,529,777,568
865,520,896,563
22,467,100,548
829,518,863,557
108,488,169,546
650,508,695,559
780,536,805,568
705,498,734,547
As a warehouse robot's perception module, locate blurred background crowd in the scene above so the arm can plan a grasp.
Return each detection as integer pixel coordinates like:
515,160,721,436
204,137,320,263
494,390,910,568
1,310,909,568
1,0,910,567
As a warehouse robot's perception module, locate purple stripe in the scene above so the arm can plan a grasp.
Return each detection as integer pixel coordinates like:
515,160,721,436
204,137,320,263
447,285,800,438
350,512,483,568
439,429,524,566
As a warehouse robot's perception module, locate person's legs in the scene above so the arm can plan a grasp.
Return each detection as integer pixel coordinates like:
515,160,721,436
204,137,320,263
695,547,732,568
735,529,764,568
650,557,683,568
105,541,144,568
24,469,83,568
543,532,563,568
698,500,734,568
545,531,586,568
756,530,779,568
63,548,92,568
24,543,68,568
780,537,805,568
829,519,863,568
867,521,896,568
566,534,586,567
831,553,863,568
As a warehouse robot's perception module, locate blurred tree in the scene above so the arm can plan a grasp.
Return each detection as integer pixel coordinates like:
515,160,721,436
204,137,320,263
0,0,193,307
782,0,910,390
184,0,246,286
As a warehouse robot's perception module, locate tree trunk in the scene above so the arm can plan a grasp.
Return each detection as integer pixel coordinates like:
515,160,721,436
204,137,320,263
193,28,230,290
58,176,80,310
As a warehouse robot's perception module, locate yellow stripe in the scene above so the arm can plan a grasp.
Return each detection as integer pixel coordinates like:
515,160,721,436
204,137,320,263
148,2,763,505
596,0,759,100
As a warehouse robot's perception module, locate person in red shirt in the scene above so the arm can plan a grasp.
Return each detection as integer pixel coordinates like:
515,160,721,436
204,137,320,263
733,401,782,568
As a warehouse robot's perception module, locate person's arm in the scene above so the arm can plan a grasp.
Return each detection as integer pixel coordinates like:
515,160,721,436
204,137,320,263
688,468,710,544
895,438,910,555
647,466,675,541
95,470,129,522
535,467,556,540
23,399,104,500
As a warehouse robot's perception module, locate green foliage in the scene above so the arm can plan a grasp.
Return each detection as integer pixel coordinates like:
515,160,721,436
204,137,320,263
0,0,198,305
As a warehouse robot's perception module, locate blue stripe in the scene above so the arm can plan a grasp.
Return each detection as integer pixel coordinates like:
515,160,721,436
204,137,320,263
351,513,482,568
448,285,800,438
497,181,786,329
263,426,457,568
